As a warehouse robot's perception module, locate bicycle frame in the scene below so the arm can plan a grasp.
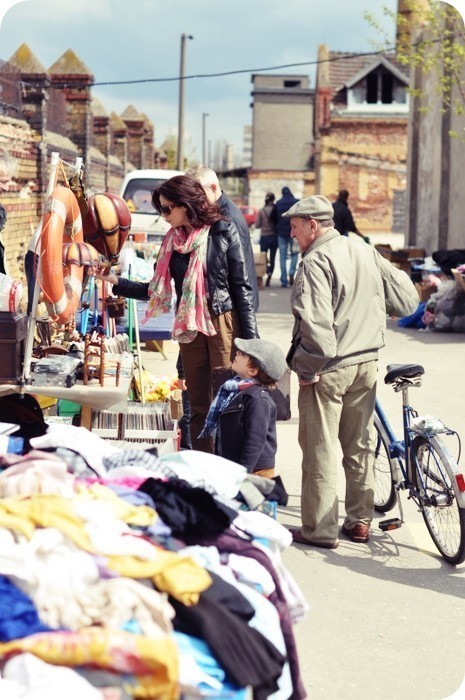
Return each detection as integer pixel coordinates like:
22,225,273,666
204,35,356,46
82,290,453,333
375,390,465,512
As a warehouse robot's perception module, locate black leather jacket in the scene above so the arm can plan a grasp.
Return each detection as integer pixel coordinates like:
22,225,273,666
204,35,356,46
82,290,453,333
112,219,258,339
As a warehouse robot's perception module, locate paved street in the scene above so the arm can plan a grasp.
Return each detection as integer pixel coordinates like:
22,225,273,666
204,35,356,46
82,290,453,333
140,255,465,700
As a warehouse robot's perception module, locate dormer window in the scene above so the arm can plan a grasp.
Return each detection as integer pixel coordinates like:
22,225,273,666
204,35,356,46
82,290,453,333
345,61,409,113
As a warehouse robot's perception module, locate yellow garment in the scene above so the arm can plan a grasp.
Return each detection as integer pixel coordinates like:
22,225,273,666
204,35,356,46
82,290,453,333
0,505,35,539
75,482,157,527
107,552,212,606
0,495,92,551
0,627,179,700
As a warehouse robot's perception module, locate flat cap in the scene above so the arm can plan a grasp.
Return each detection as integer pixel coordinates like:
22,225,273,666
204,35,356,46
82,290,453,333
234,338,286,382
282,194,334,220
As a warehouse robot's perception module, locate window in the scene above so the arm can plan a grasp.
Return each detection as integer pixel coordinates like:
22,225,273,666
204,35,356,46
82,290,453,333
284,80,301,88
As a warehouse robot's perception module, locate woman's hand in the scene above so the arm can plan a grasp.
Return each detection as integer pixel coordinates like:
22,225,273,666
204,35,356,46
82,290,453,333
91,262,119,287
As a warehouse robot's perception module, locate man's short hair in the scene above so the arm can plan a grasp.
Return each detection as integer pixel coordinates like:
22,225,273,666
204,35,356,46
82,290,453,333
185,164,220,189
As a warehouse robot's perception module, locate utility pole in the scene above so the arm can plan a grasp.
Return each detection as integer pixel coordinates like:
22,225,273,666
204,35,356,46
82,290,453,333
202,113,209,165
176,33,193,171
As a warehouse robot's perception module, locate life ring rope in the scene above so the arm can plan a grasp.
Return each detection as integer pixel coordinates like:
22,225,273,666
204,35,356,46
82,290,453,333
38,185,84,325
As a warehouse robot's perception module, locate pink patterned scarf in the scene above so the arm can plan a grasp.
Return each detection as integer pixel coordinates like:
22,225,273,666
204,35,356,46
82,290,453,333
143,225,216,343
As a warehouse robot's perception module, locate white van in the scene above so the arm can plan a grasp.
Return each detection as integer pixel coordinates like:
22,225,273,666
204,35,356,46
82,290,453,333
119,168,183,244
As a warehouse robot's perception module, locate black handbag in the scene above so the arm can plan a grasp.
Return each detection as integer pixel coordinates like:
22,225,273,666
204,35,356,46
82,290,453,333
212,366,291,421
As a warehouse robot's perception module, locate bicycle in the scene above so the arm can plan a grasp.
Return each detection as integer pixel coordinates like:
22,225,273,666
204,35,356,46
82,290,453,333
373,363,465,565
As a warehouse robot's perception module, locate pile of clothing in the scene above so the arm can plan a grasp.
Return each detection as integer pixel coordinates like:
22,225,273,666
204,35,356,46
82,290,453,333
0,424,307,700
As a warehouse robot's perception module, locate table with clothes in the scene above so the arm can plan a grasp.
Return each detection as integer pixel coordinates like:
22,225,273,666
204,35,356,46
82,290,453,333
0,424,308,700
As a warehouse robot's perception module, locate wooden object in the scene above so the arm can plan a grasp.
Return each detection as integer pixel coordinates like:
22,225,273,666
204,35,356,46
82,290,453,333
83,331,105,386
0,311,28,383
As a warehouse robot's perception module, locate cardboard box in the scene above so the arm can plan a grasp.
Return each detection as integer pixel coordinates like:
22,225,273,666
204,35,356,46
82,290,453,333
254,252,267,277
375,244,393,261
415,281,437,302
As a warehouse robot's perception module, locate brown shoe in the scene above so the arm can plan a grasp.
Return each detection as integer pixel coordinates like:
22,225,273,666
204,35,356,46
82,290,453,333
341,523,370,543
289,527,339,549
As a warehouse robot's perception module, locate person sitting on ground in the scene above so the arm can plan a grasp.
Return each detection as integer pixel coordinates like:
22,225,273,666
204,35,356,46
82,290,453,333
199,338,286,477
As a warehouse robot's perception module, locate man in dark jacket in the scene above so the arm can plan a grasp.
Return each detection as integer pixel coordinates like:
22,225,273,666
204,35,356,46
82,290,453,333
332,189,362,237
271,186,299,288
186,165,260,311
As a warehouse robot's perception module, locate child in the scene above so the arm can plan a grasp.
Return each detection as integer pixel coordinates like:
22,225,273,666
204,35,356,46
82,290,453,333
199,338,286,476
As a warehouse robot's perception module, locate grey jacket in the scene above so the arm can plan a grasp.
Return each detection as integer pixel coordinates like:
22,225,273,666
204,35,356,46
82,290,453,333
288,229,419,381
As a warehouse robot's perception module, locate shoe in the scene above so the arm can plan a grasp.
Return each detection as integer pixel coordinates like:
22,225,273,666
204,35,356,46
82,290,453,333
281,283,288,288
341,523,370,543
265,274,271,287
289,274,294,286
289,527,339,549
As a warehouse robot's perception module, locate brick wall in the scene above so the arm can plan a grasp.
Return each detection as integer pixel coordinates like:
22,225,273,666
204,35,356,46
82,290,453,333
318,117,408,233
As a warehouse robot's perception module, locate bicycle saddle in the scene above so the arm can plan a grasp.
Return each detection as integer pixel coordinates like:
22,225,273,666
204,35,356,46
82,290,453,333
384,364,425,384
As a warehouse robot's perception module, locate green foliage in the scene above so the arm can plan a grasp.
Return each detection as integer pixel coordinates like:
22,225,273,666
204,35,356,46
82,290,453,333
365,1,465,135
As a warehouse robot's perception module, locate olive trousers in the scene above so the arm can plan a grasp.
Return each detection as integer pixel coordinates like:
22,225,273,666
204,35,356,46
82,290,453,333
298,360,377,544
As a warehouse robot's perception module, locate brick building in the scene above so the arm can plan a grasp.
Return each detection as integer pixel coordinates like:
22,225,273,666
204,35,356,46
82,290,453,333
314,45,410,234
0,43,164,284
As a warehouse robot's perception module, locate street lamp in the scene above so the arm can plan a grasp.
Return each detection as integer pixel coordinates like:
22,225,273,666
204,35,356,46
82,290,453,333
202,113,209,165
177,33,193,171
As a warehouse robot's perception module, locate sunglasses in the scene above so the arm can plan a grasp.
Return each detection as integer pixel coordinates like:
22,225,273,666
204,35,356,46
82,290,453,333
159,203,180,216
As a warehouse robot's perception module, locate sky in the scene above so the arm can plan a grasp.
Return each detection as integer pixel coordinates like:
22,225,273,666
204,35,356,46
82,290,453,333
0,0,464,163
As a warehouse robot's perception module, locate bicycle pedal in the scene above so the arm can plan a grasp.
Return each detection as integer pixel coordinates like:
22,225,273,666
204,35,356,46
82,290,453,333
379,517,403,531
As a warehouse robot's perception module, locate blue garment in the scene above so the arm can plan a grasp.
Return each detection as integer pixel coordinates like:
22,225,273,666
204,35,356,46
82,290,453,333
271,187,299,239
199,376,258,438
174,631,249,698
278,237,298,287
397,302,426,329
0,575,53,641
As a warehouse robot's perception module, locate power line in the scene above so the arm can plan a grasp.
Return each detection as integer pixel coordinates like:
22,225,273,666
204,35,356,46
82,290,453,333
90,48,397,87
12,32,460,91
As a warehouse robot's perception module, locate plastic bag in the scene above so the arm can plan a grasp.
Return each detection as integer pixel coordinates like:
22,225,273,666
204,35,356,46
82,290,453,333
253,228,261,245
0,273,22,311
428,280,465,332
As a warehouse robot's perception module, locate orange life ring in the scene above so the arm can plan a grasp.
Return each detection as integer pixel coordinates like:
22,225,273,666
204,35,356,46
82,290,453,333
39,185,84,325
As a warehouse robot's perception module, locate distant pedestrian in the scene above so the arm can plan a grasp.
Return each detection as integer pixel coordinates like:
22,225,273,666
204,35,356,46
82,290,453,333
271,186,299,288
0,148,16,276
200,337,286,477
332,189,364,239
284,194,418,549
186,164,259,311
255,192,278,287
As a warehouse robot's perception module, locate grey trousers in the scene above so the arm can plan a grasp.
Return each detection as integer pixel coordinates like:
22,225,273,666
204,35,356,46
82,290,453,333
298,360,377,543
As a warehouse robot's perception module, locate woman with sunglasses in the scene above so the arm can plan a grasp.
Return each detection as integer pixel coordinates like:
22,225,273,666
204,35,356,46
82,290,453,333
93,175,258,453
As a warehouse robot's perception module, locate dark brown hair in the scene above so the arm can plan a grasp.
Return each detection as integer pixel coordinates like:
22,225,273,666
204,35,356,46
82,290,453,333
247,357,276,387
152,175,224,227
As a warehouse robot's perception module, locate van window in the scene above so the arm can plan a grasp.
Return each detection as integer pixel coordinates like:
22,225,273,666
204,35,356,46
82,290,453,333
122,178,167,214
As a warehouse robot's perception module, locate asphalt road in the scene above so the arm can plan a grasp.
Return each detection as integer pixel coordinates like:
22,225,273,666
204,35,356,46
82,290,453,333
141,263,465,700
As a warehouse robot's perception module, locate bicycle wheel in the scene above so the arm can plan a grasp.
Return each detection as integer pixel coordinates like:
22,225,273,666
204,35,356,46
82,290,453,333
412,435,465,565
373,414,397,512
